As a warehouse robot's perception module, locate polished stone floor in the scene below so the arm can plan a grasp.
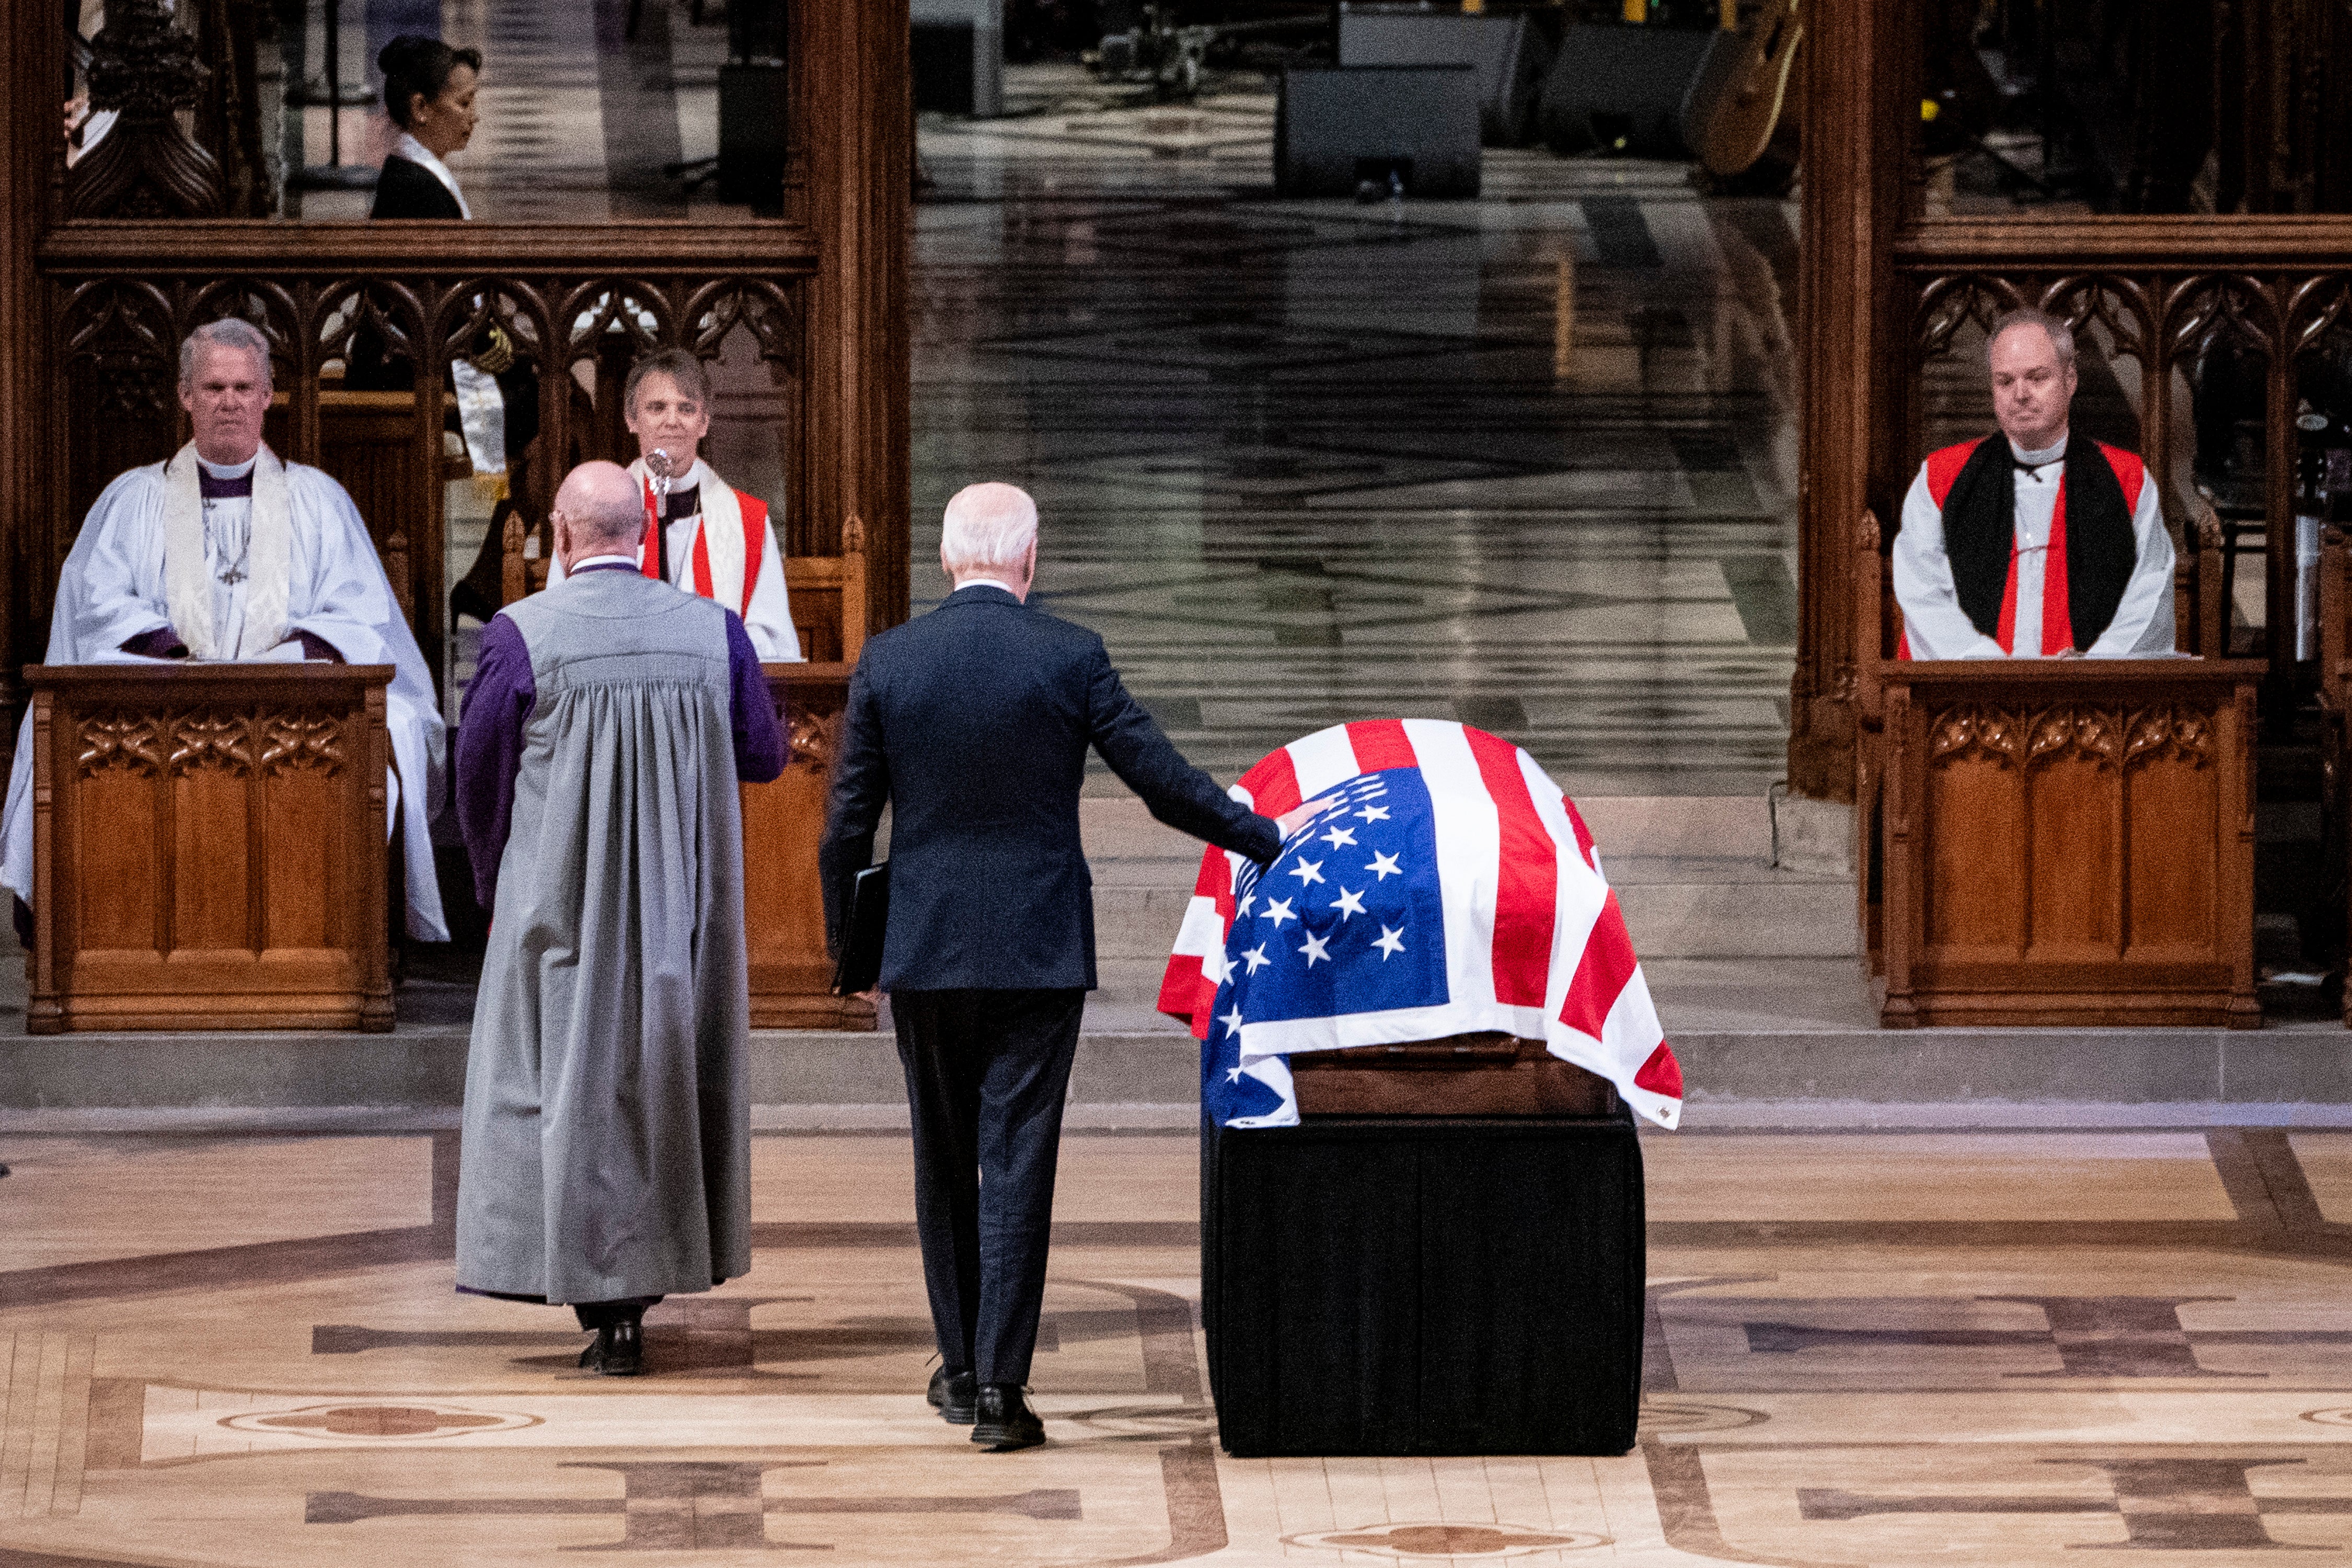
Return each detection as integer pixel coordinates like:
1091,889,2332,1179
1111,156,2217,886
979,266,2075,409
282,6,1802,797
13,1126,2352,1564
915,90,1802,797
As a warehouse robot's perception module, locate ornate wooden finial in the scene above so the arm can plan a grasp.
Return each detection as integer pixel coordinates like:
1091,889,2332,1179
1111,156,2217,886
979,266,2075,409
1860,510,1881,551
844,515,866,555
67,0,227,219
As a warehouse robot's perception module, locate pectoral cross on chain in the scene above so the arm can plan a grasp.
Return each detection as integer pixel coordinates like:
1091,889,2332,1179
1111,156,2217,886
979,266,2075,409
205,500,250,585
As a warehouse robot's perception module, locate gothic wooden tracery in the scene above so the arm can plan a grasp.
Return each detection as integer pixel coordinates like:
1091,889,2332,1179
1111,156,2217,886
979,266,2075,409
0,0,911,764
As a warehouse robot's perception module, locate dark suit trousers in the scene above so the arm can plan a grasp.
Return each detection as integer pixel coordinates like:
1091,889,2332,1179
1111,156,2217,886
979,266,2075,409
892,987,1085,1386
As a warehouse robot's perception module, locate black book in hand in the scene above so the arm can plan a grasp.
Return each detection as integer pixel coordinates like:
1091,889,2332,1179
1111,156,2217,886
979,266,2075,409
832,862,890,996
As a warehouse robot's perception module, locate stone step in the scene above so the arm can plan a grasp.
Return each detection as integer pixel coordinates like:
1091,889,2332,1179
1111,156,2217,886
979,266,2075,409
1081,787,1860,962
1078,792,1796,863
1081,865,1858,960
11,992,2349,1115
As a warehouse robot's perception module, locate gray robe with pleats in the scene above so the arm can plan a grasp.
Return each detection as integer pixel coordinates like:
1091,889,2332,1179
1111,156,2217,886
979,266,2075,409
456,571,752,1304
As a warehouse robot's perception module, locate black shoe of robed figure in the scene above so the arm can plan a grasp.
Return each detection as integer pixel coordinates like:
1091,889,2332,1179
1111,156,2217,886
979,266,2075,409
579,1318,644,1377
971,1384,1044,1450
928,1366,978,1424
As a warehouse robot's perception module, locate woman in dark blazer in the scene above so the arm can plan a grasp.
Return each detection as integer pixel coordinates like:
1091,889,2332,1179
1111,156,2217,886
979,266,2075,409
366,36,541,624
372,37,480,219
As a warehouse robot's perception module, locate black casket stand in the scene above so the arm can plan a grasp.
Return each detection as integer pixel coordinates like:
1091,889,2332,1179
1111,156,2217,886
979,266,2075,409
1202,1056,1645,1458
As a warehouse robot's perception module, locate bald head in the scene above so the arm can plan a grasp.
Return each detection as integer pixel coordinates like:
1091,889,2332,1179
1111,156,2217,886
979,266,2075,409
940,482,1039,597
551,460,646,573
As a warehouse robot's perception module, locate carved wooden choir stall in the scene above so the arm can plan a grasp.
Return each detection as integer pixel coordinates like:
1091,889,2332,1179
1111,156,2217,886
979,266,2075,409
22,664,395,1033
0,0,910,1030
501,511,878,1030
1802,0,2352,1029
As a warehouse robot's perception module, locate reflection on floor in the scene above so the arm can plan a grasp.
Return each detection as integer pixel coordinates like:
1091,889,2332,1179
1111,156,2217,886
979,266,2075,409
283,2,1805,797
915,139,1802,797
8,1126,2352,1564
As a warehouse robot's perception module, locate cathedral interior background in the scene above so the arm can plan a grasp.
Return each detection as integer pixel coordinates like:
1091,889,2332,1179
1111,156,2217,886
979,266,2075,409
15,1,2352,1563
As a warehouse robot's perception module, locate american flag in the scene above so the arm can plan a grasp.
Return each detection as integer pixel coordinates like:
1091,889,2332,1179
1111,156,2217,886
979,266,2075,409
1159,719,1684,1129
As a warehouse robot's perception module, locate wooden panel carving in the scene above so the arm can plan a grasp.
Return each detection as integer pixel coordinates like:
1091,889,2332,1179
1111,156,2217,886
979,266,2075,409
25,663,393,1033
744,663,872,1031
1881,661,2262,1029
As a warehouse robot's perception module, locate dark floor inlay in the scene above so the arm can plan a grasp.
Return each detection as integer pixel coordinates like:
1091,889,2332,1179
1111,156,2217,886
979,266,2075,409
1139,695,1204,731
1582,195,1663,269
1455,696,1528,733
1802,1456,2350,1552
1720,554,1798,646
307,1460,1081,1552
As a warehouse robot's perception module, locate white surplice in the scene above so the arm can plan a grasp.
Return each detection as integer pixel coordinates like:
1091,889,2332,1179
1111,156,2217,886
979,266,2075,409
1892,434,2176,659
1,449,451,940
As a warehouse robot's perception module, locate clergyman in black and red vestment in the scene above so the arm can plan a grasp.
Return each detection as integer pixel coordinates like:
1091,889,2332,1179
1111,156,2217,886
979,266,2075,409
1891,307,2175,660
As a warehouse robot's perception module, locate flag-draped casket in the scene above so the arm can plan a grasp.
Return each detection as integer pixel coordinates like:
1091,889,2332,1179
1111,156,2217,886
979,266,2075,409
1161,720,1684,1129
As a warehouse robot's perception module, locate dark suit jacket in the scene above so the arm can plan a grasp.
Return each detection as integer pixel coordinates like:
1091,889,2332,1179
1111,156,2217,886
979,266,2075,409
819,585,1283,991
371,155,466,219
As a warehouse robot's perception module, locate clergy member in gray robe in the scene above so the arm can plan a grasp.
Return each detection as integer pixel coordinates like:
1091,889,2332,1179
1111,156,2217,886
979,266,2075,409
454,459,785,1377
0,319,448,942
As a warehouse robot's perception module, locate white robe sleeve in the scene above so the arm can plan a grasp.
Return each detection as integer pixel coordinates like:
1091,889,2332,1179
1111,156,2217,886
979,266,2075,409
1890,463,2009,660
283,467,451,941
2083,472,2177,657
3,468,178,910
743,516,801,662
5,466,453,941
51,467,179,657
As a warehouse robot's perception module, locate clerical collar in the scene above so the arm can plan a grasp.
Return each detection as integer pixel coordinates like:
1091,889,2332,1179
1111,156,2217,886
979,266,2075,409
198,452,258,499
572,554,639,573
2011,435,2068,471
394,131,472,219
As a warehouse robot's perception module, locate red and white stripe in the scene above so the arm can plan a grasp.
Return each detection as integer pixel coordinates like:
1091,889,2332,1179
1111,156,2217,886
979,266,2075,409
1160,720,1682,1129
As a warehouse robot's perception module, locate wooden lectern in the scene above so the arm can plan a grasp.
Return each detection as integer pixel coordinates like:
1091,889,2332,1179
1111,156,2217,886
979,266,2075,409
748,532,873,1029
743,661,873,1029
1854,505,2260,1028
1876,660,2263,1028
24,663,395,1033
495,523,876,1030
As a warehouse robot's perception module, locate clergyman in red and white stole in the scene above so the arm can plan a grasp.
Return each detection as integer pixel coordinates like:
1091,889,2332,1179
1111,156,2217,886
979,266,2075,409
546,346,802,661
1892,307,2175,660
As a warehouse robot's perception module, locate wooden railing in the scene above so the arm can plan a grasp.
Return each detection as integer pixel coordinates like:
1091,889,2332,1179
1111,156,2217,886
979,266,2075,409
30,222,825,690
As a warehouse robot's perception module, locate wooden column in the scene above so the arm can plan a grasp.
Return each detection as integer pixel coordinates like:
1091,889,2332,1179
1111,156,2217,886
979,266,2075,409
1786,0,1907,802
0,0,59,769
796,0,913,631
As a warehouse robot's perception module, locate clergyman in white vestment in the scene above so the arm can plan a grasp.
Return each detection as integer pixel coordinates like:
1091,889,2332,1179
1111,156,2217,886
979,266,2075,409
543,347,801,660
0,319,449,941
1892,307,2175,661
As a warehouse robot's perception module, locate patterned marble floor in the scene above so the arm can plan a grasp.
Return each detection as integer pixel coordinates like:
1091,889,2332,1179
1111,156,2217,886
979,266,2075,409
914,129,1803,797
280,8,1803,797
10,1126,2352,1564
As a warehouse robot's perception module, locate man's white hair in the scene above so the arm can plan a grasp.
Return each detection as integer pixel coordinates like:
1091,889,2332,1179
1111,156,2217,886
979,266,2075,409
179,318,273,394
940,482,1039,578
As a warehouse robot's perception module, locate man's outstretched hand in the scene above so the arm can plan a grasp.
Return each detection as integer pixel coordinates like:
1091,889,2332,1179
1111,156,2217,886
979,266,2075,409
1274,796,1338,839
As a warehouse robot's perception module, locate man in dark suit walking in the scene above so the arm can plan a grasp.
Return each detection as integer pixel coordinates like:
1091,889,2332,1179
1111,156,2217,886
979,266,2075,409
821,482,1301,1451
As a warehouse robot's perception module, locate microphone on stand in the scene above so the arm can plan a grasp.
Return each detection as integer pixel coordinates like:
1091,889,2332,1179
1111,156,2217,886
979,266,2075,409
644,448,675,581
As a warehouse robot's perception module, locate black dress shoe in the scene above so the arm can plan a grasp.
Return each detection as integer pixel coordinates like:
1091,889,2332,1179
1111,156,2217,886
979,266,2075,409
927,1366,978,1424
579,1318,643,1377
971,1384,1044,1450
